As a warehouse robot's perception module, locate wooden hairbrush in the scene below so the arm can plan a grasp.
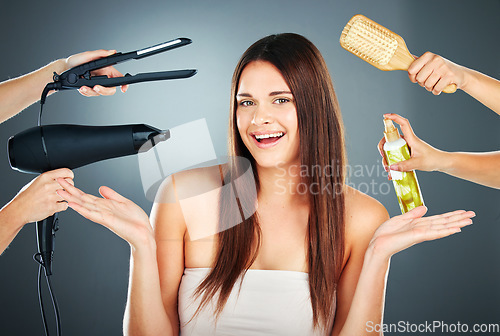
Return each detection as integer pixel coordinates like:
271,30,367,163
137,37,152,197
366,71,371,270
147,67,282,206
339,14,457,93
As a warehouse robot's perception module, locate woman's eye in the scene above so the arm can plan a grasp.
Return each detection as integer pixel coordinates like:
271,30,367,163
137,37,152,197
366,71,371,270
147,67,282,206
239,100,254,107
274,98,290,104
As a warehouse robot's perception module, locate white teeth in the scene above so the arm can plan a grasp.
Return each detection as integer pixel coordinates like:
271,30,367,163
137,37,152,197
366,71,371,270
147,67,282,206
255,132,284,140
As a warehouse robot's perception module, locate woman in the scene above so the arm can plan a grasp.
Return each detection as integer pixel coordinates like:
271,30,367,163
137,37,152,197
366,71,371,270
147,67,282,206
57,34,474,335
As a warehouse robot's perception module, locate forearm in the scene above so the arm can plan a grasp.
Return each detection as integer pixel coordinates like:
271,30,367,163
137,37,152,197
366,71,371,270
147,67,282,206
338,247,390,336
0,59,68,123
461,67,500,116
438,151,500,189
124,236,174,336
0,201,26,255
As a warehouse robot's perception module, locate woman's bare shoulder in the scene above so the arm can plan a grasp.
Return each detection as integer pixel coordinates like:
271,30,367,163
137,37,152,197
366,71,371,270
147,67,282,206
343,186,389,244
152,164,225,241
154,164,224,204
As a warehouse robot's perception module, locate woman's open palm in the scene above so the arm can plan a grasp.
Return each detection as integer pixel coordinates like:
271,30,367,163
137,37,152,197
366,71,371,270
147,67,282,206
56,178,152,247
370,206,475,258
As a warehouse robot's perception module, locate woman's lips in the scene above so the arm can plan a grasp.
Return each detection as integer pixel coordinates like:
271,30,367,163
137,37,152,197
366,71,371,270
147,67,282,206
251,133,285,149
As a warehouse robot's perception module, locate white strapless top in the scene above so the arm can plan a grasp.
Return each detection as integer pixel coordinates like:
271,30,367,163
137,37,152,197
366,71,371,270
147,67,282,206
178,268,335,336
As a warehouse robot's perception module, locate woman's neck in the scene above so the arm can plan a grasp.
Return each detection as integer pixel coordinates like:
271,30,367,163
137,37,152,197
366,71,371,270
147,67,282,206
256,163,308,207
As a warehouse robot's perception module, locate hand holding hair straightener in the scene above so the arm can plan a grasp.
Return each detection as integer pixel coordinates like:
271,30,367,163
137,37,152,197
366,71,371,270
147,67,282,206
0,49,127,124
41,38,197,106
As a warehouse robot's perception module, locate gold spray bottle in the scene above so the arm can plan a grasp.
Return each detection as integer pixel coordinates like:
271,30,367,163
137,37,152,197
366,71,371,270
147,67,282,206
383,119,424,213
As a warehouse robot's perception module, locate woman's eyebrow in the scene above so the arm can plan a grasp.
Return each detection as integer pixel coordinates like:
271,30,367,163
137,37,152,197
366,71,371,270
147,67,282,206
236,91,292,98
269,91,292,96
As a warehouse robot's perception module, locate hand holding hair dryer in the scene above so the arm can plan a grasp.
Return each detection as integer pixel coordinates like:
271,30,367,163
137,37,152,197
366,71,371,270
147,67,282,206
7,123,169,275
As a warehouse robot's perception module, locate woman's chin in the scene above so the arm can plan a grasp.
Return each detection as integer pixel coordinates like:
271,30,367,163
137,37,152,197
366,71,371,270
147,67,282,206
253,156,298,171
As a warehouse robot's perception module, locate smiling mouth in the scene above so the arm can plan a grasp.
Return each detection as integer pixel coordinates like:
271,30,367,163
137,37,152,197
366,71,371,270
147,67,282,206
252,132,285,146
254,132,284,142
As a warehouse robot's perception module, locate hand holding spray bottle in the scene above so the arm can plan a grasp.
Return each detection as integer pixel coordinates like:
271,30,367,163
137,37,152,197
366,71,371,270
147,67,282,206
383,118,424,213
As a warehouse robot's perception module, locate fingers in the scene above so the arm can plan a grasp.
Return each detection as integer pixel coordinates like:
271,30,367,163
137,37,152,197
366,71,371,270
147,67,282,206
434,79,454,95
377,137,390,177
423,71,442,94
398,205,428,220
55,202,69,213
412,210,475,242
66,49,116,68
408,52,434,83
43,168,74,180
382,113,416,141
67,49,129,97
419,210,475,226
99,186,129,203
377,137,386,161
63,198,103,225
408,51,458,95
421,209,466,220
56,178,85,197
78,84,118,97
38,169,75,203
389,157,418,172
89,65,126,95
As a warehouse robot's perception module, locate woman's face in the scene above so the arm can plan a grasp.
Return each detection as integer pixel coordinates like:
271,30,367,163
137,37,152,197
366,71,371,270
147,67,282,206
236,61,300,169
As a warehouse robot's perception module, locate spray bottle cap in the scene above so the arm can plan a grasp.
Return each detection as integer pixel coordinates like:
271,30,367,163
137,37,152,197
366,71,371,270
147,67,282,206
383,119,400,143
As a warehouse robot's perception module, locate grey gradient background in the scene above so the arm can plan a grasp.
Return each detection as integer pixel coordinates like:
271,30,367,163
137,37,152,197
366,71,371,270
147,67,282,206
0,0,499,335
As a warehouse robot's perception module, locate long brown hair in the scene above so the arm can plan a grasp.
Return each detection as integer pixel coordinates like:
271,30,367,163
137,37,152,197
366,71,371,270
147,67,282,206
190,33,346,332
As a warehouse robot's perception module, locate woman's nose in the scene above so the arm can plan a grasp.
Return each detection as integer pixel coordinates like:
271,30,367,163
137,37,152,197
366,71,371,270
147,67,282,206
251,105,273,126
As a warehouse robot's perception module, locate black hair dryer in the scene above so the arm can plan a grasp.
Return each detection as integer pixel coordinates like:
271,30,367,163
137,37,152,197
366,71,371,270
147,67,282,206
7,124,169,275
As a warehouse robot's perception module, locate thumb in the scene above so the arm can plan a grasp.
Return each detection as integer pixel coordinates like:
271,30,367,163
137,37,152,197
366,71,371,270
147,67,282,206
66,49,116,68
401,205,428,219
99,186,128,203
85,49,116,62
390,157,419,172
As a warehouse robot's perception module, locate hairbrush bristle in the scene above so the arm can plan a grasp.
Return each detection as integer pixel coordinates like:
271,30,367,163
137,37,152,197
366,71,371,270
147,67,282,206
341,17,398,65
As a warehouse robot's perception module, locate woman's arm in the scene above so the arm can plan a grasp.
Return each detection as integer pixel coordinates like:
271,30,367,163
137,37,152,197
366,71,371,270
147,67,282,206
330,192,389,335
408,52,500,116
150,175,187,335
0,49,127,123
56,178,177,336
436,151,500,189
332,191,474,336
378,114,500,189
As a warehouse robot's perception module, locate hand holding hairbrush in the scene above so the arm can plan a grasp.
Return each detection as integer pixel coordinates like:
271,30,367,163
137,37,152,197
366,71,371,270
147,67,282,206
340,14,457,94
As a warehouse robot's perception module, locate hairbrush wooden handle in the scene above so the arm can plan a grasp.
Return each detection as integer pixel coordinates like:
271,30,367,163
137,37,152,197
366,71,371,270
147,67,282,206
442,84,457,94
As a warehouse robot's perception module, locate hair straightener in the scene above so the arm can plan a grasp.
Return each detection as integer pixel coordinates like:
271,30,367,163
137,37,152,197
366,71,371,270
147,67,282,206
39,37,197,120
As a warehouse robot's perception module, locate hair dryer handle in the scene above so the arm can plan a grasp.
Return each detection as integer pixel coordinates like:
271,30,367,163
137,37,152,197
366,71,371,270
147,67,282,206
36,214,58,276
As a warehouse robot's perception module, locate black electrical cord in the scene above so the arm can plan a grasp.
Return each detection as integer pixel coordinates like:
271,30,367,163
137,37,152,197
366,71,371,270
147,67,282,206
34,253,62,336
46,271,61,336
37,263,49,336
39,80,59,126
34,77,63,335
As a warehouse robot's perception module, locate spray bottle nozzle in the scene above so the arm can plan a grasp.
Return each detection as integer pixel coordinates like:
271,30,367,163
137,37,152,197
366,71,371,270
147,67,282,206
383,119,396,132
383,118,400,143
